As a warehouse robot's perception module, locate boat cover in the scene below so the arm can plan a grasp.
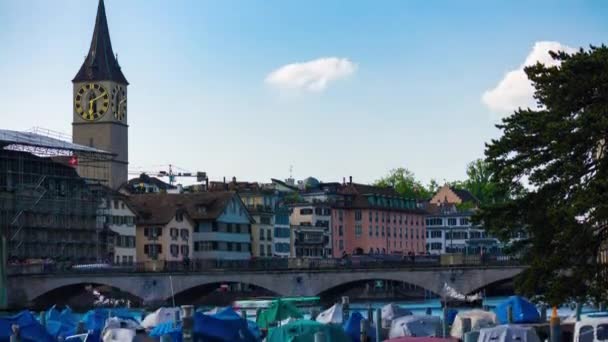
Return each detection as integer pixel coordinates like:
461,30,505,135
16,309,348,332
382,304,413,329
384,337,459,342
141,307,180,329
257,299,303,329
102,328,137,342
266,319,351,342
494,296,540,324
149,321,183,342
388,315,441,339
0,311,55,342
343,311,372,342
477,325,541,342
193,306,257,342
45,306,77,338
317,303,343,324
450,309,497,339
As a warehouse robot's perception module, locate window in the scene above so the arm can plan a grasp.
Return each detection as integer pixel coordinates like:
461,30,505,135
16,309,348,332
430,230,442,238
596,324,608,340
339,225,343,237
170,228,178,241
180,245,189,257
426,218,443,226
180,229,189,241
375,212,378,222
381,226,385,237
355,210,362,221
128,256,133,264
368,225,372,237
176,212,184,222
323,208,331,216
260,216,271,225
369,212,372,222
448,218,457,226
144,244,162,256
113,200,119,209
212,222,218,232
355,225,362,237
259,229,265,241
227,242,233,251
266,229,272,240
375,226,379,237
227,223,233,233
460,218,470,226
315,207,323,215
236,243,242,252
430,242,442,250
267,245,272,256
259,244,265,256
387,227,391,237
579,326,594,342
339,240,344,250
170,244,179,257
300,208,313,215
338,210,343,221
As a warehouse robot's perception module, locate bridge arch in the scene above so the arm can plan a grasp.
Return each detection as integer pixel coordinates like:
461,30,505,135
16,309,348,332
167,281,281,305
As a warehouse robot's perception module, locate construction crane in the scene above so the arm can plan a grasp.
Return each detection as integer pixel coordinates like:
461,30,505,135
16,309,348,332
128,164,207,186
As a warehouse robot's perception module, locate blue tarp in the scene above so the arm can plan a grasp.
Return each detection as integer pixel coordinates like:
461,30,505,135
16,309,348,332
81,308,142,342
150,321,183,342
193,307,258,342
343,312,374,342
0,311,55,342
45,306,77,339
494,296,540,324
445,309,458,326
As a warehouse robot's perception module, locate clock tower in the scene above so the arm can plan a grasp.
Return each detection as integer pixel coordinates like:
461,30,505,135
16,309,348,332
72,0,128,189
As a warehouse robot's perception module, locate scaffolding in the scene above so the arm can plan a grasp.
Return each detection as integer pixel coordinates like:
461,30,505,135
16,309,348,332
0,128,115,262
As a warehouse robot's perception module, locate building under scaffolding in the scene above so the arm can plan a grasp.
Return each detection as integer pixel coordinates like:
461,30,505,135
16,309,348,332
0,128,116,262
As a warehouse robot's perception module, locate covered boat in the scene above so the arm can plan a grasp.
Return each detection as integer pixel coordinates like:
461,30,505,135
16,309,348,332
257,299,304,329
0,311,55,342
494,296,540,324
149,321,183,342
193,306,258,342
45,305,78,339
317,303,343,324
477,325,541,342
343,312,372,342
382,303,413,329
450,309,497,339
266,320,351,342
141,307,180,329
102,328,137,342
388,315,441,339
384,337,459,342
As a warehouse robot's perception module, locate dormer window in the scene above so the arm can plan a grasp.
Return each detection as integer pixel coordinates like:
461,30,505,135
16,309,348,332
176,212,184,222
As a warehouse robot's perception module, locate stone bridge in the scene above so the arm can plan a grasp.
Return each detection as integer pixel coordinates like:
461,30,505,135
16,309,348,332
7,265,525,307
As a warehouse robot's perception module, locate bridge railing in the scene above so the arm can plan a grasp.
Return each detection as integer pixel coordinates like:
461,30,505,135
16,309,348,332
7,254,521,275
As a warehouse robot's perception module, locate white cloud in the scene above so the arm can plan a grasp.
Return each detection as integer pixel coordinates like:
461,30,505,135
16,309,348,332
482,41,577,115
265,57,357,92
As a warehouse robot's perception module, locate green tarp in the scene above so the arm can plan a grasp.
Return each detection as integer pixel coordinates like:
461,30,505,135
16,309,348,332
256,299,303,329
266,320,351,342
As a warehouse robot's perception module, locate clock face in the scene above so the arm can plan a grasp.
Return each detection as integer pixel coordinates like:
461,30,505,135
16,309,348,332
112,85,127,121
75,83,109,121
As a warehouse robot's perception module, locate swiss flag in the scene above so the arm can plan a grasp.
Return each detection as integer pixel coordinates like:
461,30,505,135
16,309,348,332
69,155,79,167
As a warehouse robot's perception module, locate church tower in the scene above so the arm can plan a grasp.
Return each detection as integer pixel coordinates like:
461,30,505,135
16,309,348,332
72,0,128,189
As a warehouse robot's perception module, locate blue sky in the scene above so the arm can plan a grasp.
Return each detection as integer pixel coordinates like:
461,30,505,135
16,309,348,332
0,0,606,185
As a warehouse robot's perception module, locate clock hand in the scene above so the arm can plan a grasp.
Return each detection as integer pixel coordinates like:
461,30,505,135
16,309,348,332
88,92,106,115
91,92,106,103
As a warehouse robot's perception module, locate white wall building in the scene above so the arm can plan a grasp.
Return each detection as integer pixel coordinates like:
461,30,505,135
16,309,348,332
100,194,137,264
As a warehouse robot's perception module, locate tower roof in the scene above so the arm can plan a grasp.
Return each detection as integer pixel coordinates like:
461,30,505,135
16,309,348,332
73,0,128,84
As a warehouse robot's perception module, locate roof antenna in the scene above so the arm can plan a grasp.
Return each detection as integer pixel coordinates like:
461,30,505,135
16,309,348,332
289,165,293,179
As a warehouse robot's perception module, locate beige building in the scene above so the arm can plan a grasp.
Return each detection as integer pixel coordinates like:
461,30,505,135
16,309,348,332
129,196,194,264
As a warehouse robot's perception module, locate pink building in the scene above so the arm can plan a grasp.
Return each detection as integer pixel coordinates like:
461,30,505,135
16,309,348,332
332,183,427,257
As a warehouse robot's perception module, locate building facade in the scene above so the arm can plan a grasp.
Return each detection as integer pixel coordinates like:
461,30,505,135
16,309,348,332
289,202,333,257
273,207,292,257
332,183,427,257
72,0,129,189
99,192,137,264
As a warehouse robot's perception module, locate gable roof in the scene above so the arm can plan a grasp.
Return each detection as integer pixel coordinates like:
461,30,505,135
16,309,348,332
73,0,128,84
128,192,251,225
450,187,480,204
121,173,176,193
336,183,427,214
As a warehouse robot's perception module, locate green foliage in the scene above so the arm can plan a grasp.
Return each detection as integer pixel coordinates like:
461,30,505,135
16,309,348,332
478,45,608,305
374,168,433,199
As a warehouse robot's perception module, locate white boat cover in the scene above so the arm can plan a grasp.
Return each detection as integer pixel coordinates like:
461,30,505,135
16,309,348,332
450,309,498,339
388,315,441,339
478,325,541,342
102,328,136,342
104,317,142,330
141,307,180,329
382,303,413,329
316,303,343,324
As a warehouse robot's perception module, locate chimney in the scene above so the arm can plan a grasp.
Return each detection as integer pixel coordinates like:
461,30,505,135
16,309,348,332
205,178,209,190
343,177,346,185
349,176,352,184
232,176,237,184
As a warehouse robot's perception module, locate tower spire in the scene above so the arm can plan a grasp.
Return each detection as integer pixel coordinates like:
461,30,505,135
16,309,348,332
73,0,128,84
